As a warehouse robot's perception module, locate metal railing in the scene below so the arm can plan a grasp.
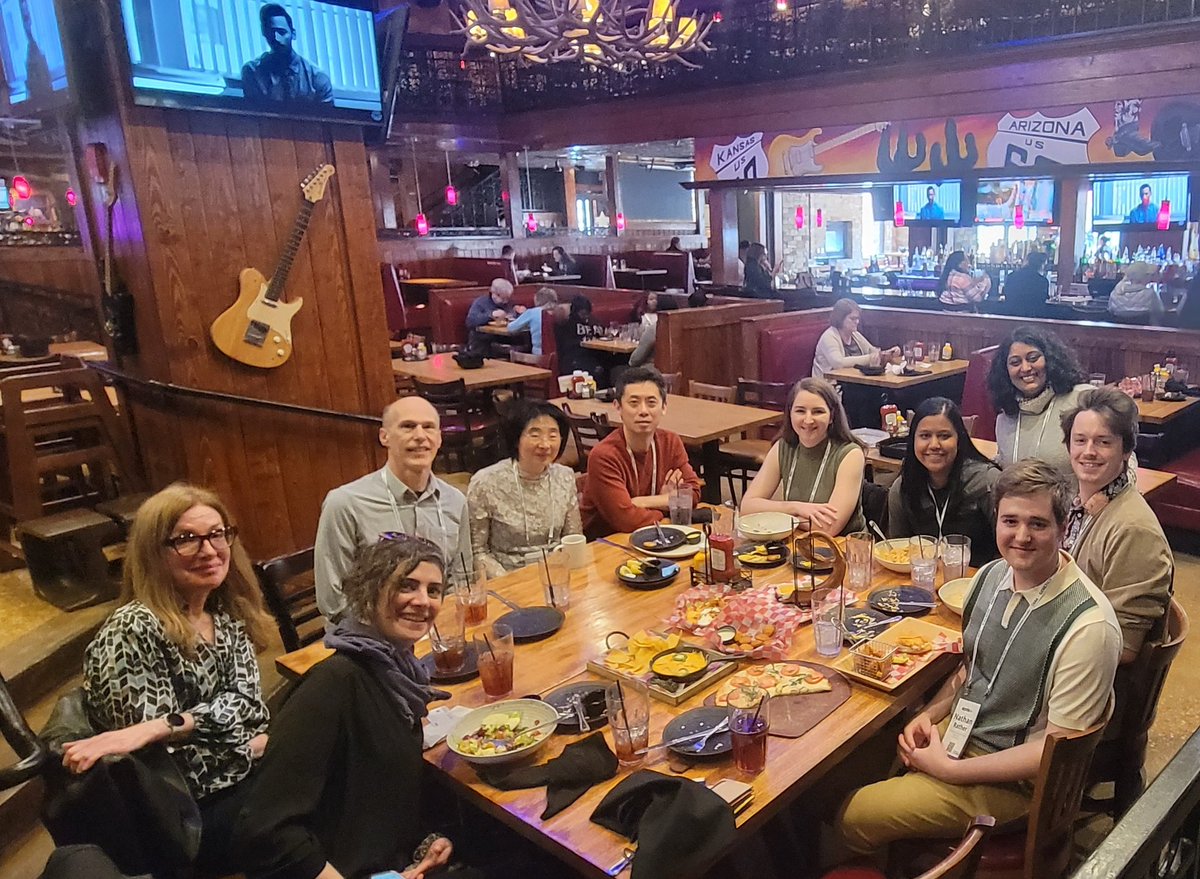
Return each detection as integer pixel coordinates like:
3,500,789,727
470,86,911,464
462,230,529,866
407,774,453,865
395,0,1200,117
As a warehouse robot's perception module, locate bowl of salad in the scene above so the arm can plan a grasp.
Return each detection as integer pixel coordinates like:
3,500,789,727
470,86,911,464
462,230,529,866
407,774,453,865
446,699,559,765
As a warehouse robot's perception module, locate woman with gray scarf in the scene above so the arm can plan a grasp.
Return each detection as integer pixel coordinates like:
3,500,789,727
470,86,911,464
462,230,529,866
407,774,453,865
235,536,463,879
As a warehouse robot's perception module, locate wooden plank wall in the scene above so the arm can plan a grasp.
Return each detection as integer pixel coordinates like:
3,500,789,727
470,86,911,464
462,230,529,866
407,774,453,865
656,299,784,389
77,100,394,558
0,247,100,297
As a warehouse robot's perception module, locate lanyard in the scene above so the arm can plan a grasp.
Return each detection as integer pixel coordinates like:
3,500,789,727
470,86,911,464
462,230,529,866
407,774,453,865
512,461,555,545
627,441,658,495
381,469,446,550
1012,406,1052,462
966,570,1052,699
784,440,833,504
927,485,949,542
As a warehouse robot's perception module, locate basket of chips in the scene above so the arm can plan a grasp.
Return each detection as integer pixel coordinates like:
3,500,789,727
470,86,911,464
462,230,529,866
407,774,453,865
850,638,897,680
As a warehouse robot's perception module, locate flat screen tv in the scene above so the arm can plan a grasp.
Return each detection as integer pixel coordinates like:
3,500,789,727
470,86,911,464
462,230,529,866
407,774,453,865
0,0,69,110
120,0,384,125
895,181,961,224
975,178,1056,225
1092,173,1189,228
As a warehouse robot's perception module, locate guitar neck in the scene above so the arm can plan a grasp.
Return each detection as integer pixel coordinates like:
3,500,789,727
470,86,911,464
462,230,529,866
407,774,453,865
264,201,316,302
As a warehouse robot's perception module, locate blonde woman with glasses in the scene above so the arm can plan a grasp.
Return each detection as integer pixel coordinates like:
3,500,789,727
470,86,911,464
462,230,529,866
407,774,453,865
63,483,274,875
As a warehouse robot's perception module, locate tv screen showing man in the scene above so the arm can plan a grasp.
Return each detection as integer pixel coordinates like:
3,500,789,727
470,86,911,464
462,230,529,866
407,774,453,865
1126,183,1156,224
916,185,945,221
242,3,334,105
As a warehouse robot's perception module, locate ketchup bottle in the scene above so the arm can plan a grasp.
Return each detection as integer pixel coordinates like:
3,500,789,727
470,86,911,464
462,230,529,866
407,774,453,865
708,533,736,583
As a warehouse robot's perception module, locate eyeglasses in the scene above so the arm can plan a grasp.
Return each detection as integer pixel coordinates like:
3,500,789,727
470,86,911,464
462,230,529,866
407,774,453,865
164,526,238,557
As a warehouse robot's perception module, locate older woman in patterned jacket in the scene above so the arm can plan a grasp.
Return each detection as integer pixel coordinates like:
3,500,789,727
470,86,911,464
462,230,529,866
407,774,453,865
62,483,275,875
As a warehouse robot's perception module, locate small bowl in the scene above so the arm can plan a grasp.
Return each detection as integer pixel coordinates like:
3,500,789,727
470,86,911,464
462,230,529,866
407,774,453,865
738,512,796,542
447,699,558,766
938,577,973,616
649,645,712,684
874,538,913,574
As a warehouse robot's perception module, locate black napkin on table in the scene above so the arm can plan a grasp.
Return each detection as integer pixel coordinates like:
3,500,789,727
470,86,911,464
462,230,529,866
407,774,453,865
478,732,618,819
589,770,736,879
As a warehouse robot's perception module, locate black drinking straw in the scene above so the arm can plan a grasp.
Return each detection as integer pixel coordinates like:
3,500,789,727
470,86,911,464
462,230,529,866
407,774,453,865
541,548,556,608
750,695,765,730
460,553,471,586
482,632,498,663
616,680,630,730
790,517,798,604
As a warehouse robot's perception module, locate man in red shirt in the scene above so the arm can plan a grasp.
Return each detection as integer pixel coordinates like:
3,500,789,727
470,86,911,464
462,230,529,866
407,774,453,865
581,366,701,538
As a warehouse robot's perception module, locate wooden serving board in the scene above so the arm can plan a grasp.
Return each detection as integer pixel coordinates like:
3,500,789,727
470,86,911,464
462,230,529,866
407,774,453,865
831,617,962,692
586,646,739,706
702,662,850,738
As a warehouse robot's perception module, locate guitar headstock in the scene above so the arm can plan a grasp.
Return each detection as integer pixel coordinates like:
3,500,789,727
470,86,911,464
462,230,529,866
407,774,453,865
301,164,336,203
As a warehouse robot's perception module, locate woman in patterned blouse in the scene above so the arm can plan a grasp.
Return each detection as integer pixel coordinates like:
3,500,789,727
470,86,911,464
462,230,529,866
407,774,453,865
63,483,274,873
467,400,583,577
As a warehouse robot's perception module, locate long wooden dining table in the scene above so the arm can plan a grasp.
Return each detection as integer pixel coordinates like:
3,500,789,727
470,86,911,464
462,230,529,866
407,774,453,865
418,537,962,878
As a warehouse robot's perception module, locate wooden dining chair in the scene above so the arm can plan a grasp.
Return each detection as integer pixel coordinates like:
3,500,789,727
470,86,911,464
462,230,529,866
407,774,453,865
825,816,996,879
562,402,615,469
717,378,789,503
509,349,558,400
688,380,735,404
254,547,323,653
660,371,682,394
412,377,501,471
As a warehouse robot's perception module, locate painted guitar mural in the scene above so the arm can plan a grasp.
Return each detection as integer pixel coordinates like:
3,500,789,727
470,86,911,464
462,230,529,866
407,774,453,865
210,164,335,368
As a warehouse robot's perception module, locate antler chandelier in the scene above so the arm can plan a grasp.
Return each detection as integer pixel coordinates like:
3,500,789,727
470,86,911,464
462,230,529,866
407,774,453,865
454,0,717,69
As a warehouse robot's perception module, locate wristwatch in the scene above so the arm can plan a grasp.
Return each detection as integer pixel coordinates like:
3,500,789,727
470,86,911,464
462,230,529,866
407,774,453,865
162,712,186,739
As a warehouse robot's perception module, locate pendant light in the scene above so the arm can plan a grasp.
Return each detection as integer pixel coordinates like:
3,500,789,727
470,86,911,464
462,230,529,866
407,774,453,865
894,200,905,227
794,205,804,229
444,152,458,207
816,208,824,228
411,139,428,236
615,212,626,232
1013,203,1025,229
1157,200,1171,231
523,148,537,233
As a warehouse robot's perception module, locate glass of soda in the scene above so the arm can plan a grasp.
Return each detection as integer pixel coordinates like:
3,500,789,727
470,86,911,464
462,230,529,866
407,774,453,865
474,622,514,699
729,697,770,774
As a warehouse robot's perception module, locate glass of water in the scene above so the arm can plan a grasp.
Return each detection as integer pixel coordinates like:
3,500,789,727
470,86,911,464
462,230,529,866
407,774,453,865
812,583,844,657
940,534,971,582
845,531,874,591
909,536,939,591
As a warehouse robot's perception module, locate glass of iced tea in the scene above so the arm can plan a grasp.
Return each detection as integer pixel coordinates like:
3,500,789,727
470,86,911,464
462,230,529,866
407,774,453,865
430,595,467,675
473,622,514,699
605,680,650,767
464,571,488,626
729,697,770,775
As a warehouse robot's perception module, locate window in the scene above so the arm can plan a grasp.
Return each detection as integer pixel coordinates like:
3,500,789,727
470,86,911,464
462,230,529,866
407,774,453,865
824,221,852,259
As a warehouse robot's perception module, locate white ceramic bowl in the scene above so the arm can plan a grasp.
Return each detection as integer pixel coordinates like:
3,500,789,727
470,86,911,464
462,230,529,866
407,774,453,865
938,577,973,616
874,538,913,574
738,512,796,542
446,698,558,766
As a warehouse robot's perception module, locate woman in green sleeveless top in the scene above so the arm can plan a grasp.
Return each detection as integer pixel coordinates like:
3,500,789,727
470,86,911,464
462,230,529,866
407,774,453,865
741,377,866,535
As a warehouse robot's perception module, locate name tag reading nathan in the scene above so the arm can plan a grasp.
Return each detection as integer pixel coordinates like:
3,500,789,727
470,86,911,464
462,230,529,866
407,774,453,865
943,698,982,759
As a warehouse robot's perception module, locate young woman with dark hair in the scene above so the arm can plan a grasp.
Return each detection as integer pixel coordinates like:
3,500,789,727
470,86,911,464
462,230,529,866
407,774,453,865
937,250,991,308
886,398,1000,566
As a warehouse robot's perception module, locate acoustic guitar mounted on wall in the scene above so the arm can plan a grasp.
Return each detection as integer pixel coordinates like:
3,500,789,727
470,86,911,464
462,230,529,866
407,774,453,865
210,163,335,368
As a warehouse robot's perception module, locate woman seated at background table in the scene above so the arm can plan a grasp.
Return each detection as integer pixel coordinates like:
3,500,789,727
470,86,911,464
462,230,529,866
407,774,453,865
1061,387,1172,663
742,243,778,298
629,295,678,368
937,250,991,309
986,325,1099,476
547,245,578,276
887,397,1001,566
740,377,866,535
65,483,273,875
811,298,900,379
467,401,582,577
556,294,605,381
235,536,470,879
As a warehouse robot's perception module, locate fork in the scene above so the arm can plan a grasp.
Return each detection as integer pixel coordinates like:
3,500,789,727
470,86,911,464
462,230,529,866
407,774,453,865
691,718,730,752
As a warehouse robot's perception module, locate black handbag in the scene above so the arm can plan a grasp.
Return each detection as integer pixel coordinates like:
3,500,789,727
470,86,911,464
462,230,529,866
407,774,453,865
40,689,202,879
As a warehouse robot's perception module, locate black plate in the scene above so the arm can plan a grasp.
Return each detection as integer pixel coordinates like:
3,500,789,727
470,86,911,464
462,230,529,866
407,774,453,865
419,641,480,684
841,608,895,644
630,526,691,552
663,707,733,757
792,544,835,573
543,682,609,733
869,587,935,617
855,364,886,376
649,645,712,684
735,541,790,569
616,559,681,590
496,606,565,642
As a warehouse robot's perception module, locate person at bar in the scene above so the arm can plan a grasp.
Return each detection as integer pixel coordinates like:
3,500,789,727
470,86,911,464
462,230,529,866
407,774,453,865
1060,387,1172,663
64,484,274,877
986,326,1094,476
465,278,524,354
665,236,684,253
742,242,778,298
467,401,581,577
811,298,900,380
504,286,558,355
740,377,866,535
937,250,991,309
1000,251,1050,316
837,460,1121,857
1107,260,1165,324
580,366,700,538
887,398,1001,566
235,537,476,879
314,396,472,622
629,294,678,369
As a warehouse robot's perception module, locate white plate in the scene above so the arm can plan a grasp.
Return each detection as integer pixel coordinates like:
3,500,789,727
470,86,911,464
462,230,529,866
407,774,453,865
738,512,796,542
938,577,973,616
446,699,558,766
874,538,913,573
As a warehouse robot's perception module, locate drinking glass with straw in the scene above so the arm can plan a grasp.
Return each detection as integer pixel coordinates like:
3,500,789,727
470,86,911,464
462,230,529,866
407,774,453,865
461,553,488,625
909,535,939,591
539,548,570,610
606,679,649,767
730,695,769,774
473,622,514,699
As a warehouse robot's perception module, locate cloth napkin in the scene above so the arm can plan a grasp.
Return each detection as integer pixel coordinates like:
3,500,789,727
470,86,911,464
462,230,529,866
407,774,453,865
423,705,473,750
590,770,736,879
478,732,618,819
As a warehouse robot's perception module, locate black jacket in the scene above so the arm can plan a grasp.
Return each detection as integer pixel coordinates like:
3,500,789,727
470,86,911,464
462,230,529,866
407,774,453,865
1001,266,1049,315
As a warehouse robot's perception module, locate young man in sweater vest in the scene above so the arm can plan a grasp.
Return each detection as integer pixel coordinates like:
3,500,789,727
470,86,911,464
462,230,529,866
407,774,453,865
836,460,1121,857
580,366,700,538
